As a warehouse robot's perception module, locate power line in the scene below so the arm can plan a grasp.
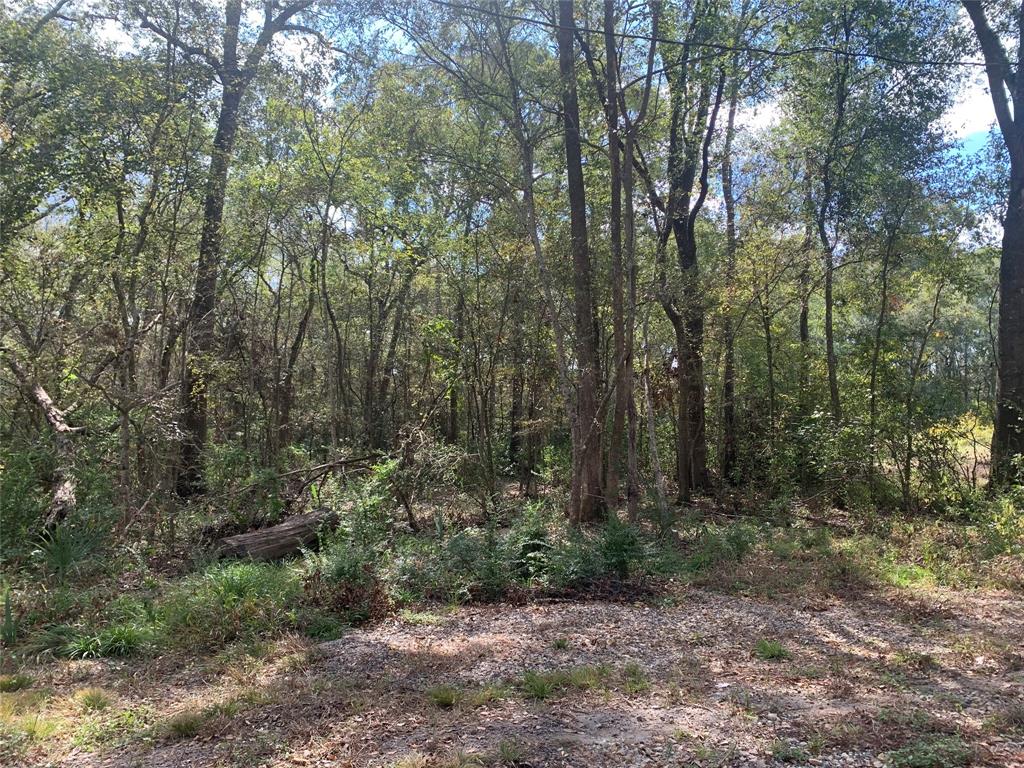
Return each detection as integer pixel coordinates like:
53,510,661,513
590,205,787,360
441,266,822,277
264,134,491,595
424,0,990,70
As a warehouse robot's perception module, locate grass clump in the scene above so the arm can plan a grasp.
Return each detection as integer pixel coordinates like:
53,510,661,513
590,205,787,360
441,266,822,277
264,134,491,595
61,622,148,659
985,701,1024,732
551,637,570,650
163,709,207,740
754,638,790,661
75,687,112,712
159,561,300,648
428,684,463,709
887,735,970,768
519,665,609,700
0,673,32,692
494,738,526,765
63,623,148,659
621,662,650,694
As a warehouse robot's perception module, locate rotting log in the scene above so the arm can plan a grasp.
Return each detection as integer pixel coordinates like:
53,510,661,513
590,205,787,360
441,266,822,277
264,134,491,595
217,508,337,561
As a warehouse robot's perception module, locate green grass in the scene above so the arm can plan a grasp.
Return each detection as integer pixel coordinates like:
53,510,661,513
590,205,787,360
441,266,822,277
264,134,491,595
551,637,570,650
621,662,650,694
75,687,112,712
771,740,810,763
754,638,790,661
518,665,609,700
887,736,971,768
0,674,32,692
63,623,147,659
427,684,463,709
158,561,301,649
400,609,448,626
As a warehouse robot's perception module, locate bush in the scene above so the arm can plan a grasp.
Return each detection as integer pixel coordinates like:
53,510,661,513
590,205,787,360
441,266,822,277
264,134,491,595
158,562,300,648
685,523,757,573
39,524,102,579
598,517,643,580
303,535,382,624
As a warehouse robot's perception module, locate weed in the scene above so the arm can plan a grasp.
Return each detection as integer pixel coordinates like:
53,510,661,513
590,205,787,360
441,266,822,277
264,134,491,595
76,687,112,712
552,637,570,650
887,736,970,768
428,684,463,709
0,674,32,692
754,638,790,661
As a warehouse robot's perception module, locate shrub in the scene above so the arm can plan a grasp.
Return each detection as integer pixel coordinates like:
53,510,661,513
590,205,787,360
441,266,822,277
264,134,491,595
599,517,643,580
159,562,300,648
304,536,382,623
39,524,101,579
685,523,757,572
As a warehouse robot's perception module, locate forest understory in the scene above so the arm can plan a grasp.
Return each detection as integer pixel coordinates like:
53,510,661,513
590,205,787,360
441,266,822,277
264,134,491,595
2,487,1023,768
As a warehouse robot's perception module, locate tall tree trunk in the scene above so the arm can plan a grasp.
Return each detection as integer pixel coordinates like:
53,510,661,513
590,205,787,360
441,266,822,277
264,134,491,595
604,0,627,505
963,0,1024,485
720,81,739,484
177,72,243,497
558,0,604,522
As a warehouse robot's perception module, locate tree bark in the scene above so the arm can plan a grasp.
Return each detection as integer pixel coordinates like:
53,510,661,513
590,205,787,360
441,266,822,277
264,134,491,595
558,0,604,523
720,79,739,484
963,1,1024,485
604,0,628,506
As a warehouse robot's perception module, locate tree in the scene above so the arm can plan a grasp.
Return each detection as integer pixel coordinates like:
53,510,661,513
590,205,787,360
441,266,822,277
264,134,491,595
133,0,325,497
963,0,1024,485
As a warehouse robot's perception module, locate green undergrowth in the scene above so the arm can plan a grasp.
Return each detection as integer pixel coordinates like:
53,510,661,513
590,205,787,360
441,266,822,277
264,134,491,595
4,475,1021,666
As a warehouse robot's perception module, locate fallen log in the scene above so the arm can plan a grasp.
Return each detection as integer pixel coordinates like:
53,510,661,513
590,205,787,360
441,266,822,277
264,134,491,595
217,508,337,561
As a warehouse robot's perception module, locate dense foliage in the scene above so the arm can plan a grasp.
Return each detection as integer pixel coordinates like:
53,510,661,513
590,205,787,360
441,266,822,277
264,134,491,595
1,0,1021,593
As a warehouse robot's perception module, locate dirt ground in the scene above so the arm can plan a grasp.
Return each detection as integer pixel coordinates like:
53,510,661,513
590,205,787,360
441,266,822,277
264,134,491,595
27,581,1022,768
